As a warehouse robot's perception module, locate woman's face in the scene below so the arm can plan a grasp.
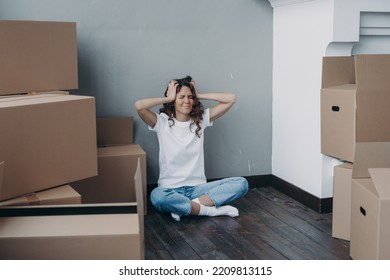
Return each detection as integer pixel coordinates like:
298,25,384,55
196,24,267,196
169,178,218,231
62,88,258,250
174,86,194,120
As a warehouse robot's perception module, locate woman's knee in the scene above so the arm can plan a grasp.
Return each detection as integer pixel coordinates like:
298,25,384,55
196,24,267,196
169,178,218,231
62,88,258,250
150,187,191,215
150,187,168,209
234,177,249,196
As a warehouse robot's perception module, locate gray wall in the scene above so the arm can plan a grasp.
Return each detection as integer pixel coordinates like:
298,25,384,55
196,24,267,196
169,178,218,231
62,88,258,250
0,0,273,185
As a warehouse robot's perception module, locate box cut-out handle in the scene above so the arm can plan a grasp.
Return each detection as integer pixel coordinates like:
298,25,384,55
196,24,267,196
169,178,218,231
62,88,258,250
360,206,366,216
332,106,340,112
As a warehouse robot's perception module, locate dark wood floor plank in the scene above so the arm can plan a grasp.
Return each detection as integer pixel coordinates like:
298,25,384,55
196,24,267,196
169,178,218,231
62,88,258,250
196,215,285,259
256,187,351,251
244,188,350,259
144,228,174,260
210,217,287,260
198,217,269,260
257,187,333,234
232,198,312,260
167,217,230,259
238,193,344,259
144,209,201,260
191,217,253,259
144,187,351,260
201,229,258,260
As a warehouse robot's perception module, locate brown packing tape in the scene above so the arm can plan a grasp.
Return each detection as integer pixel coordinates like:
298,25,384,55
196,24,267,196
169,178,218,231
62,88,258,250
0,185,81,207
25,193,41,205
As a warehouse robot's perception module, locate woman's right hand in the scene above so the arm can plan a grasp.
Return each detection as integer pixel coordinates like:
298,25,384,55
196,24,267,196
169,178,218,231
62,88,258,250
166,80,178,102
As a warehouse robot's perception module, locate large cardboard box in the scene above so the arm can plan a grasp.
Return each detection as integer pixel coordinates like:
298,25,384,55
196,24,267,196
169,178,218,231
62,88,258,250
0,213,140,260
96,117,133,146
0,93,97,201
331,143,390,242
321,55,390,162
0,158,144,260
0,20,78,95
351,142,390,179
350,168,390,259
321,84,356,162
73,117,147,212
71,144,147,213
349,143,390,259
332,162,353,241
0,185,81,207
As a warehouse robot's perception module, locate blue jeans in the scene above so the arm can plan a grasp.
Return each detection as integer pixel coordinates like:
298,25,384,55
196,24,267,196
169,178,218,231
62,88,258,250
150,177,249,216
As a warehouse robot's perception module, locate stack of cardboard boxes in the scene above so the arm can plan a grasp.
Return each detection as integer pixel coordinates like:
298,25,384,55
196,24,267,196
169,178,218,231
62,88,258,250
72,117,147,215
321,55,390,259
0,20,146,259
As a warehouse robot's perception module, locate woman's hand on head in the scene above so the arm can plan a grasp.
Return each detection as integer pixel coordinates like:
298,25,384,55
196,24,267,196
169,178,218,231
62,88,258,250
166,80,178,102
190,80,201,99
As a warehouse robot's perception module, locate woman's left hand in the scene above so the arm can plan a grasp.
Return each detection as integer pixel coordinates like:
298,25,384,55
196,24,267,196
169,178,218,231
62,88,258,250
190,80,201,99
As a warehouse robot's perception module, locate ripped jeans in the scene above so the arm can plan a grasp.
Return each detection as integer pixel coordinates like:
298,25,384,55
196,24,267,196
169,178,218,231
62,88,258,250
150,177,249,216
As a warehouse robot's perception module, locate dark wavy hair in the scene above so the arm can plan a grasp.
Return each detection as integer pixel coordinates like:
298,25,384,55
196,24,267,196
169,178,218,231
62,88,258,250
159,75,204,137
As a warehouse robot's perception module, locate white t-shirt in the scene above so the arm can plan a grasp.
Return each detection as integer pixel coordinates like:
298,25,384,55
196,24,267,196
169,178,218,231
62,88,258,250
149,108,213,188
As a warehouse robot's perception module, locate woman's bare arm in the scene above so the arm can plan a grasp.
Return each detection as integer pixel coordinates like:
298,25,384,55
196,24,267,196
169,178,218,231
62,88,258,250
134,81,177,127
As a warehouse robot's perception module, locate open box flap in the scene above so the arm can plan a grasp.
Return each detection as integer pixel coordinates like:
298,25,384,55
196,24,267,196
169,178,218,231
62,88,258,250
369,168,390,200
321,56,355,88
355,55,390,142
352,142,390,178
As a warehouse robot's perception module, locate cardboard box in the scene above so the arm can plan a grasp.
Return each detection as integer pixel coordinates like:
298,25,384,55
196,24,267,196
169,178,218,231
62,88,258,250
74,117,146,212
71,144,147,213
96,117,133,146
321,85,356,162
352,142,390,179
331,143,390,243
0,93,97,201
349,143,390,259
332,162,353,241
0,158,144,260
0,185,81,207
350,168,390,259
0,161,3,193
0,20,78,95
0,213,141,260
321,55,390,162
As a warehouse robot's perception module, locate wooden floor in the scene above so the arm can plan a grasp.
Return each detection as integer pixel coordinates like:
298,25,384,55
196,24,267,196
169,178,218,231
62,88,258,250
144,186,351,260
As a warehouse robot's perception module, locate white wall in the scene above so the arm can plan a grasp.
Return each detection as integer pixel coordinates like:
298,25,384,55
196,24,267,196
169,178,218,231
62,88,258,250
271,0,390,199
271,0,334,198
